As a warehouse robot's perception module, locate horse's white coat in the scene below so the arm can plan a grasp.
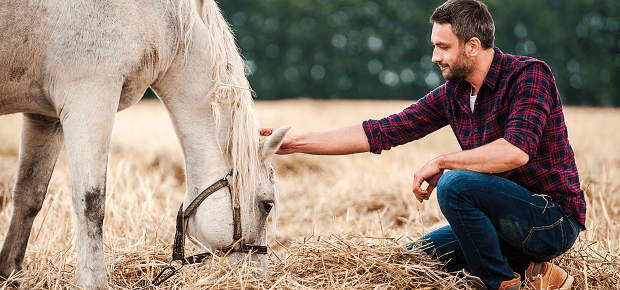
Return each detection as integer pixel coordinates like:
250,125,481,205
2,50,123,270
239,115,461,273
0,0,288,288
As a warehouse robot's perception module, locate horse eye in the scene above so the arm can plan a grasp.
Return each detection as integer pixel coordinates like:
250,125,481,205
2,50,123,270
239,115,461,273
262,201,274,213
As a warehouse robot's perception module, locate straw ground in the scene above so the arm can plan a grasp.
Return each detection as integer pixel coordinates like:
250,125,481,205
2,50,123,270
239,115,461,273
0,99,619,289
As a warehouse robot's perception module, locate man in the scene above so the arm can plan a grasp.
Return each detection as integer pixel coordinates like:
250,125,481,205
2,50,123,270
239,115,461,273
261,0,584,289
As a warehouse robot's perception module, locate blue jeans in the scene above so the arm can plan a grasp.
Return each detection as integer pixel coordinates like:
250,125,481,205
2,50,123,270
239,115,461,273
409,170,579,290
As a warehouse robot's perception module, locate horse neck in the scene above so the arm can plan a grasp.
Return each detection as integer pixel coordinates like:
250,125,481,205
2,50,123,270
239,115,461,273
211,94,261,206
197,0,261,204
156,0,260,205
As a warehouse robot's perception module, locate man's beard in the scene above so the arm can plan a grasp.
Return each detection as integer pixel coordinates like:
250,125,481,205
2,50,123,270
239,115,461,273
441,50,473,81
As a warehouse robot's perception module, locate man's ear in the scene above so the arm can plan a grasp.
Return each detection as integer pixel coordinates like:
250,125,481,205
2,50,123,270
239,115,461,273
259,125,292,161
467,37,482,57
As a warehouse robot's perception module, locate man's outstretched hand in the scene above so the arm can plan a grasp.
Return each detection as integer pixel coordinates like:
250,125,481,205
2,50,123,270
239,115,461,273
260,127,295,154
261,124,370,155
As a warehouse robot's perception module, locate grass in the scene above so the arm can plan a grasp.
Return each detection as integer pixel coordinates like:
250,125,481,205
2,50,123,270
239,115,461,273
0,99,619,289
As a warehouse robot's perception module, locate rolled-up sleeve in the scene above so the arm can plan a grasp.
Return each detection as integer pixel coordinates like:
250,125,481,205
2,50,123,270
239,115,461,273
363,87,449,154
504,63,553,159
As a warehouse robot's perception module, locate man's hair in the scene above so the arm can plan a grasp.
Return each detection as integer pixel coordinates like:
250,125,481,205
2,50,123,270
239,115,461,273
430,0,495,49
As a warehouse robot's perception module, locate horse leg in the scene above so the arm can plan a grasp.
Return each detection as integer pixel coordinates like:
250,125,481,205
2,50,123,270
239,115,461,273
60,85,120,290
0,114,64,280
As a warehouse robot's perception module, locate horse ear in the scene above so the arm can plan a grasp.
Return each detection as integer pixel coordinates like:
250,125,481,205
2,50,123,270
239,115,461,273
260,125,292,161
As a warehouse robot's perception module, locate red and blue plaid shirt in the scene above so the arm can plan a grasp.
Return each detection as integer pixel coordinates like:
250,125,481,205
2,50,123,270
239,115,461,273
363,48,586,229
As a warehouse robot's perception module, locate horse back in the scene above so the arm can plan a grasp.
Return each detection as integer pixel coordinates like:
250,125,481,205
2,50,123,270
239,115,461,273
0,0,178,117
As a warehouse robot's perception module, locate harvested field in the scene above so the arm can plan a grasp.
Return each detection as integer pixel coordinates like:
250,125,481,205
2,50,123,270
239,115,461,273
0,99,619,289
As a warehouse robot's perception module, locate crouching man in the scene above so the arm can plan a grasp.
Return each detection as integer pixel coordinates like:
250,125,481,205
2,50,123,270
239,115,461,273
261,0,584,289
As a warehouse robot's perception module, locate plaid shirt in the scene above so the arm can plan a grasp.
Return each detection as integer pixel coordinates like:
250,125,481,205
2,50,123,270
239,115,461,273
363,48,586,229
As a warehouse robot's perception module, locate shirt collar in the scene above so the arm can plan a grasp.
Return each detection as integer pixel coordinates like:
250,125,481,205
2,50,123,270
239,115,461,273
482,47,504,91
452,47,503,93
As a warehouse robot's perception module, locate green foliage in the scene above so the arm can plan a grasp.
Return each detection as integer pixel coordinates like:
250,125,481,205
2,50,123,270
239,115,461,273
213,0,619,106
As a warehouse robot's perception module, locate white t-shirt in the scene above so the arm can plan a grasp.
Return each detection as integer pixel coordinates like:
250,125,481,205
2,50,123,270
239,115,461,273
469,92,477,112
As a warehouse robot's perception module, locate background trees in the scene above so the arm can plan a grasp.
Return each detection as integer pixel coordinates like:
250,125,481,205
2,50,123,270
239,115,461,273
188,0,619,105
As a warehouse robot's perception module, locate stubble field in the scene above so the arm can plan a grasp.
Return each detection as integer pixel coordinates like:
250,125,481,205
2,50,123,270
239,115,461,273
0,99,619,289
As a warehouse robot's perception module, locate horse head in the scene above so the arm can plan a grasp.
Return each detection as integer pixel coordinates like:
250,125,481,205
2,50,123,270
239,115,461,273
182,126,290,272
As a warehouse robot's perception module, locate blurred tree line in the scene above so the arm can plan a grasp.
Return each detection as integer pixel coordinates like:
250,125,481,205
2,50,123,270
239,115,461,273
150,0,620,106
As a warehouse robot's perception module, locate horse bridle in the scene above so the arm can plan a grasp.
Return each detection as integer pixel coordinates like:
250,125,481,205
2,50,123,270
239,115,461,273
133,172,267,289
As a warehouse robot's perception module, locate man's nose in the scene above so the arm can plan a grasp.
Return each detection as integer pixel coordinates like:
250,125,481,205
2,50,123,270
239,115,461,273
431,47,441,63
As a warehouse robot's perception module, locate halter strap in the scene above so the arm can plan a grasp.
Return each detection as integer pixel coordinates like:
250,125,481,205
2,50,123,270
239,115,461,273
171,173,267,264
133,173,267,290
183,177,229,218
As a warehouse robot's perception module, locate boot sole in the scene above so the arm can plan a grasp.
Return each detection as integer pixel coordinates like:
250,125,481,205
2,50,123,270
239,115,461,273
559,274,574,290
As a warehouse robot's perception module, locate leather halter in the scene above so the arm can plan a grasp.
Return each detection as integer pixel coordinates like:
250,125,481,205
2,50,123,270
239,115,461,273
171,173,267,265
132,173,267,290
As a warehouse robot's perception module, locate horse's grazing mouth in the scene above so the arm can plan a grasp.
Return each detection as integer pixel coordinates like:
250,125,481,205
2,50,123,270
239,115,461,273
170,173,268,264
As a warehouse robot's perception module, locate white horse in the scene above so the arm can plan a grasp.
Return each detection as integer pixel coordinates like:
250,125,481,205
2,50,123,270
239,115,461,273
0,0,290,289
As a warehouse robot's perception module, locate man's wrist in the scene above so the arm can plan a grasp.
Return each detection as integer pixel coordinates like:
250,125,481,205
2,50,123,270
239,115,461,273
434,155,448,171
286,134,300,153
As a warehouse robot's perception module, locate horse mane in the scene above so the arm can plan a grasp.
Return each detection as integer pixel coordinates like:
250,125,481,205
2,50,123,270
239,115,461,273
175,0,265,212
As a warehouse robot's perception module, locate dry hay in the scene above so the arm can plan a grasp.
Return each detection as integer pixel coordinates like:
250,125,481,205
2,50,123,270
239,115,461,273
3,234,619,289
550,237,620,290
1,100,620,289
268,235,466,289
0,234,471,289
273,236,620,290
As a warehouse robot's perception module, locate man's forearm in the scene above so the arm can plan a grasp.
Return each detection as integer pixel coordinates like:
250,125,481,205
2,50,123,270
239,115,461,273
288,124,370,155
435,138,529,174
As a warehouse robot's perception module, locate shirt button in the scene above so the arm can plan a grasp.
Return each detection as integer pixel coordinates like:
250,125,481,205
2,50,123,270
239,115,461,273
474,128,478,133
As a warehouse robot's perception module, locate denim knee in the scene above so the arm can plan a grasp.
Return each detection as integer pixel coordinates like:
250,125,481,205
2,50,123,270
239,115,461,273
437,170,473,209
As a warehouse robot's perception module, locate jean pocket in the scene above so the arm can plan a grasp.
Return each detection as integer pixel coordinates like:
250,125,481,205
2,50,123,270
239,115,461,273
522,217,570,260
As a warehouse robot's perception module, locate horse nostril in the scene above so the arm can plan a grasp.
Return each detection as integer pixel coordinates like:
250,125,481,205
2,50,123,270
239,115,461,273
262,201,274,213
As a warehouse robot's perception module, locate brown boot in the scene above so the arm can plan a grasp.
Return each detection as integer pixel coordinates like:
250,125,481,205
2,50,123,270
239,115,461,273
462,271,521,290
498,273,521,290
525,262,574,290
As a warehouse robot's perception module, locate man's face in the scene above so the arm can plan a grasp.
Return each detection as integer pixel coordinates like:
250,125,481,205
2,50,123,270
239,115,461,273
431,23,473,81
